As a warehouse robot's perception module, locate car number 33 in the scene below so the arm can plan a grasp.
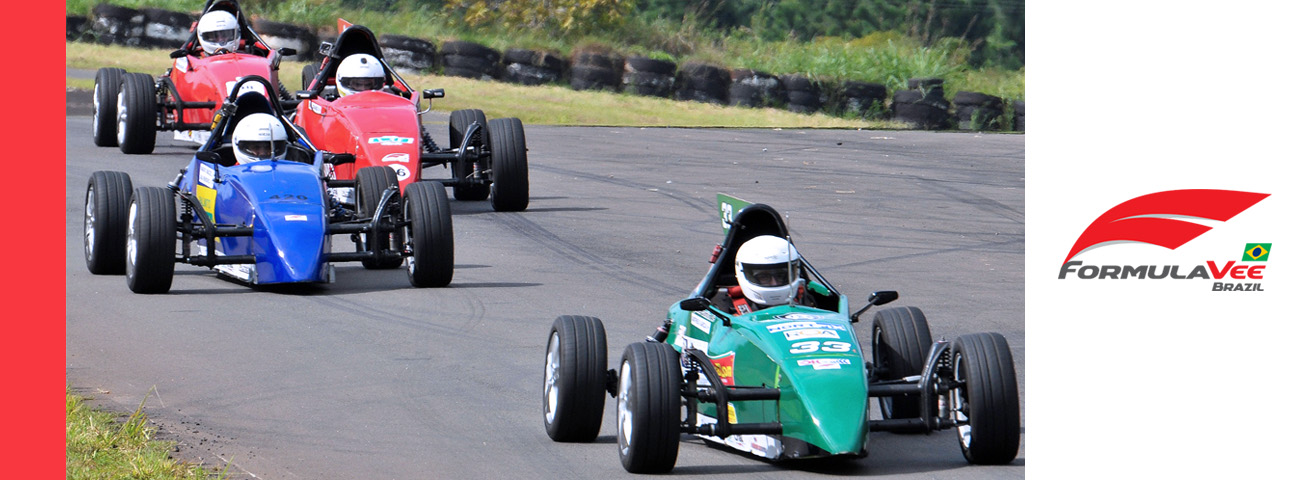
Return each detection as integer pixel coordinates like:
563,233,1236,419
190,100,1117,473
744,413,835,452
789,341,851,354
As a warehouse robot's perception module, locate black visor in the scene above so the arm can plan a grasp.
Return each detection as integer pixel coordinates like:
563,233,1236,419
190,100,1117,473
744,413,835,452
741,260,799,287
237,139,287,160
341,76,384,92
201,28,238,45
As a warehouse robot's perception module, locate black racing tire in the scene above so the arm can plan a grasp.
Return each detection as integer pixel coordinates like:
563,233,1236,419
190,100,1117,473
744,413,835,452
625,56,676,75
449,109,490,201
126,187,175,294
355,166,402,269
570,64,621,91
84,171,133,275
117,72,156,155
616,342,682,473
442,53,497,74
301,63,318,91
871,306,934,421
380,34,437,72
543,315,609,442
572,51,621,71
92,67,125,146
950,333,1021,465
403,182,454,287
487,117,529,212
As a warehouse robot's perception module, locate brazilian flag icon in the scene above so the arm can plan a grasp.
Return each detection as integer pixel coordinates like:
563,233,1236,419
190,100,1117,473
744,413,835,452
1243,243,1271,261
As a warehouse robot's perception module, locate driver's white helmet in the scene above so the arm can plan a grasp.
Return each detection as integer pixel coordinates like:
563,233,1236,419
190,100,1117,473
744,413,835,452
197,11,240,55
336,54,385,96
232,113,288,164
734,235,804,306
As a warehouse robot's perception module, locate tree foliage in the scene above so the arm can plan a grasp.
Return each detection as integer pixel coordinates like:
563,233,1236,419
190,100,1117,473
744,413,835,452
443,0,636,36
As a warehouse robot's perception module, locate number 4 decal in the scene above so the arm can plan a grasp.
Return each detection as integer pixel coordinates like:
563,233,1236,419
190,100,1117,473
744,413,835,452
789,341,851,354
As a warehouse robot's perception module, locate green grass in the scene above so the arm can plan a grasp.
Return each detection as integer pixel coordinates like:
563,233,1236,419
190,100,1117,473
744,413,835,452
66,42,909,128
65,0,1022,101
66,389,219,479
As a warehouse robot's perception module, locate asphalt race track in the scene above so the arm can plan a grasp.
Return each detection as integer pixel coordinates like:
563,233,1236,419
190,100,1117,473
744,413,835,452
65,112,1025,478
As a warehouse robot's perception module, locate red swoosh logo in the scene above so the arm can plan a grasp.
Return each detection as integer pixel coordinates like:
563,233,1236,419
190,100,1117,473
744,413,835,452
1064,190,1269,264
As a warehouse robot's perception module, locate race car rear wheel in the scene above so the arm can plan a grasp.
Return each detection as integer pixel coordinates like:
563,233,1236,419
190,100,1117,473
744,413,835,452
950,332,1021,465
126,186,176,294
84,171,133,274
355,166,402,269
543,315,609,442
301,63,318,91
117,72,157,155
403,182,454,287
92,67,125,146
616,342,682,473
449,109,490,201
487,117,529,212
871,306,934,422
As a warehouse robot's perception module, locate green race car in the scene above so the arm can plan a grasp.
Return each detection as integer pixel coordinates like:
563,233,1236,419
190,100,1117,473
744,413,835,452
541,197,1021,473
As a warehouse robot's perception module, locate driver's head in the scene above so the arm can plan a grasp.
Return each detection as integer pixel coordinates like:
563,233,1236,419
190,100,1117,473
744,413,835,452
734,235,804,306
197,10,240,55
336,54,385,96
232,113,288,164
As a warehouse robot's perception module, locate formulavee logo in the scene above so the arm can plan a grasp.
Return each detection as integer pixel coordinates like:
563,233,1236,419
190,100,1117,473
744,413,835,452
1063,189,1269,264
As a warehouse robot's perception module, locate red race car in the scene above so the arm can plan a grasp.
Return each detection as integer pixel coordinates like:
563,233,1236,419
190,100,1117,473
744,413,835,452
91,0,296,155
295,22,529,212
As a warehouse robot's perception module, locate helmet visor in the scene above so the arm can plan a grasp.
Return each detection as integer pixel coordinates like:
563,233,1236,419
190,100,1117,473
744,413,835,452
741,261,799,287
340,76,384,92
201,28,238,45
236,139,287,161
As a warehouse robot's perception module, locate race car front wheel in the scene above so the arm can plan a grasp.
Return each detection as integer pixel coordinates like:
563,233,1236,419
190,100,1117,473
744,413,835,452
84,171,133,274
949,332,1021,465
487,117,529,212
117,73,157,155
616,342,681,474
871,306,934,422
543,315,608,442
403,182,453,287
92,67,125,147
125,187,176,294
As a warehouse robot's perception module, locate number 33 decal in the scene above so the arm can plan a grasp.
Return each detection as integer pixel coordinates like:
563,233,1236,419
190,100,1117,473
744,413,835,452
789,341,851,354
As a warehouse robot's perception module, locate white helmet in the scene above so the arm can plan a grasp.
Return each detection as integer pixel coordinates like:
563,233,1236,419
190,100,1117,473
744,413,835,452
232,113,288,164
336,53,385,96
734,235,804,306
197,10,240,55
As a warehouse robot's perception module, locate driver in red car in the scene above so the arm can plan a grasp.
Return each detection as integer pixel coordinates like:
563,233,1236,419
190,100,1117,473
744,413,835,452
335,54,388,97
196,10,241,56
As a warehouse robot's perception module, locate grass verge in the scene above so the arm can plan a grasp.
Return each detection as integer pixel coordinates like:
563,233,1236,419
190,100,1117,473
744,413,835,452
66,42,908,129
66,388,220,479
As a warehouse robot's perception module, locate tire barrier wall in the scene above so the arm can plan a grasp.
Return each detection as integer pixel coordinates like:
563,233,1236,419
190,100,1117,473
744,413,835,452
674,62,730,105
570,51,623,92
440,40,501,81
729,69,784,109
892,77,951,130
253,19,319,62
501,49,566,86
380,34,437,74
623,56,676,98
71,7,1022,131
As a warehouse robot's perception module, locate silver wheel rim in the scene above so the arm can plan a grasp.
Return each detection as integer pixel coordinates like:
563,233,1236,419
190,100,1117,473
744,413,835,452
84,185,96,260
126,201,139,273
617,360,633,454
543,332,561,424
952,350,972,449
116,90,128,145
92,82,102,137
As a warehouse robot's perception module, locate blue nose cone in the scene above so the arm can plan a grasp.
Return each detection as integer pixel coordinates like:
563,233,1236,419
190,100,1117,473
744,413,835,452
253,202,328,283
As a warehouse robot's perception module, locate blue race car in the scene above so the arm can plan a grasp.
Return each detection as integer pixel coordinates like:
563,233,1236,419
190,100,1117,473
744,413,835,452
82,76,454,293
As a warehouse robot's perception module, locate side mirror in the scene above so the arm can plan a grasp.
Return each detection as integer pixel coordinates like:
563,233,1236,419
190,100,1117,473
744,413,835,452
322,152,355,165
296,90,317,100
318,41,334,56
422,88,445,99
679,297,731,326
196,151,234,168
278,47,298,57
169,49,188,59
850,290,898,323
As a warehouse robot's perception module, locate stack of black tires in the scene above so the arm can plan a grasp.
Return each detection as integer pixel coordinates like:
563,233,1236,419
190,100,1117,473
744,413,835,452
501,49,567,86
674,62,730,105
440,40,500,80
622,56,677,98
570,50,623,92
728,69,784,108
892,78,951,130
380,34,437,74
780,74,822,114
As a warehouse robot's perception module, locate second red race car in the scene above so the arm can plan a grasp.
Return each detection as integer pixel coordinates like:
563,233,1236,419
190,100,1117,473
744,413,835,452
91,0,297,155
295,21,529,212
